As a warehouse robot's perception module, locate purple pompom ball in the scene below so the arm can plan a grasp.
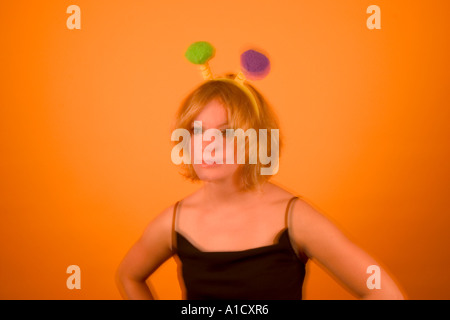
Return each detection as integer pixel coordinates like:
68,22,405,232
240,49,270,80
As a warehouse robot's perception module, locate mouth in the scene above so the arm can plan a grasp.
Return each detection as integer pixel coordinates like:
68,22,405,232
200,160,221,168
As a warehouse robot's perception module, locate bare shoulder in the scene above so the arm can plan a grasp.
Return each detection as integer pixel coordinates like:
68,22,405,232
263,182,299,203
177,188,202,206
289,196,351,258
140,201,179,251
291,196,323,218
290,196,336,233
146,202,177,230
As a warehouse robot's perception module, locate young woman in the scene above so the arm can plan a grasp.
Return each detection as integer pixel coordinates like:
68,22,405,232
116,75,404,300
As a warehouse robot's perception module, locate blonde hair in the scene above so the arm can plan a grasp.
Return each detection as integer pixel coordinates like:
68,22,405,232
172,73,283,191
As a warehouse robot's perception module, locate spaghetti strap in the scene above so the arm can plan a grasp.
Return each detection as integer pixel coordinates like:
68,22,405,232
284,196,308,264
284,196,299,229
172,200,181,253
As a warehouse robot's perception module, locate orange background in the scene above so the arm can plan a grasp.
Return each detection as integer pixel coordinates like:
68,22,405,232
1,1,449,300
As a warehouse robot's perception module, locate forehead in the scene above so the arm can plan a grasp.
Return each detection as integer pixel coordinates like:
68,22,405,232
192,99,229,127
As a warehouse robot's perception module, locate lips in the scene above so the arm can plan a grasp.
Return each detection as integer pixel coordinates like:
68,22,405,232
200,160,220,167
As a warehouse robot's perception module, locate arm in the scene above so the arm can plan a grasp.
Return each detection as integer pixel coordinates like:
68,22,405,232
291,198,405,300
116,205,175,300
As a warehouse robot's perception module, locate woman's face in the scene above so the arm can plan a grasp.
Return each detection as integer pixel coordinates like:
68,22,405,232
190,99,241,183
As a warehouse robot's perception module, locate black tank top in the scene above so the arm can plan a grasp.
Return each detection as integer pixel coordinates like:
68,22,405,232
171,196,308,300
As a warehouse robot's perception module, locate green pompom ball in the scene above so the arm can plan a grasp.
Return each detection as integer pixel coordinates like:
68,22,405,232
185,41,215,65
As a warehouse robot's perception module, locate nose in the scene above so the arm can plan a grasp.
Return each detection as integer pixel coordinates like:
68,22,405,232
202,135,226,162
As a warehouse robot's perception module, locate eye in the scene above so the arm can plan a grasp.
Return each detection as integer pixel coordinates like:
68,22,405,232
221,129,235,138
190,127,203,135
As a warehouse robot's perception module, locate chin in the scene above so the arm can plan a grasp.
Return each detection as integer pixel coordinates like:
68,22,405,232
193,164,239,182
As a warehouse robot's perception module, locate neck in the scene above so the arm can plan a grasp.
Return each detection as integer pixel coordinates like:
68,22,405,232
201,176,266,208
